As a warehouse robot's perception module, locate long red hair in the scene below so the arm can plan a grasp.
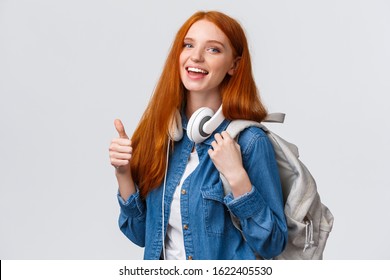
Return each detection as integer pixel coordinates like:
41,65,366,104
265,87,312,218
131,11,267,199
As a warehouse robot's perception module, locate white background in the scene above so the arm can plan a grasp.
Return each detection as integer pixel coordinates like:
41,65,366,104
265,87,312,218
0,0,389,259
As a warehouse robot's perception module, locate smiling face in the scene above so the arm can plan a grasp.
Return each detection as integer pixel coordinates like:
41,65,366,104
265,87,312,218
179,20,238,97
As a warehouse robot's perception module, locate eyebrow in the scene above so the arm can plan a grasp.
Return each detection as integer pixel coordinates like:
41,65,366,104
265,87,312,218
184,37,226,48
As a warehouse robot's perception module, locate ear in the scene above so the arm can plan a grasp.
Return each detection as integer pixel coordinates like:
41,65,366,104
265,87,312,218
228,56,241,76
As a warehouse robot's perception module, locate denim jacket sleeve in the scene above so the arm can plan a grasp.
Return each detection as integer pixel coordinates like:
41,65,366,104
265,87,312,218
224,127,288,259
117,189,147,247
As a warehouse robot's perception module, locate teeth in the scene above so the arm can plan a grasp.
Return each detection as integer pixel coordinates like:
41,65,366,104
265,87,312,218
187,67,208,74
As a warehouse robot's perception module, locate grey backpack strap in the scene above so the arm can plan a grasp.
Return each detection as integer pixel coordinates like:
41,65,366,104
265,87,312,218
225,120,265,140
224,112,285,140
263,113,286,123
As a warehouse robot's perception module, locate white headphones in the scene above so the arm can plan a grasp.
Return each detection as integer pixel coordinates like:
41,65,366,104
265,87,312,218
169,105,225,143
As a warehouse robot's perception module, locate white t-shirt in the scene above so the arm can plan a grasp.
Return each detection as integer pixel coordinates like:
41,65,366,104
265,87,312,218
164,149,199,259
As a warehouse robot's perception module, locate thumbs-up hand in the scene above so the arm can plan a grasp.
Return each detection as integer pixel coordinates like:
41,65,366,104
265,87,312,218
109,119,132,174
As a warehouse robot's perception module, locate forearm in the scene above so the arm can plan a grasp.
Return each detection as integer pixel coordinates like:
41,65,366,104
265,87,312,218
116,169,136,201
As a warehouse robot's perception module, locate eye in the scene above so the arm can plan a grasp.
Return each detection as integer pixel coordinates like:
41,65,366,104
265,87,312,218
207,47,221,53
183,43,193,48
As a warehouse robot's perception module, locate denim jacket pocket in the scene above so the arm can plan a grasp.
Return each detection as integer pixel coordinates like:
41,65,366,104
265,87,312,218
201,181,233,235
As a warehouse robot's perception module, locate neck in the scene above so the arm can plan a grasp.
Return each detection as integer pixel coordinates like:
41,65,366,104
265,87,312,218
185,90,222,119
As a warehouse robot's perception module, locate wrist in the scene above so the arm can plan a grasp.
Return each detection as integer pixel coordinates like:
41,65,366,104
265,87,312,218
115,166,132,177
225,168,252,197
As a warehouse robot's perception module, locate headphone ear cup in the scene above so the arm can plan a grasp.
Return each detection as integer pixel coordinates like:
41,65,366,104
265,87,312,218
187,107,214,143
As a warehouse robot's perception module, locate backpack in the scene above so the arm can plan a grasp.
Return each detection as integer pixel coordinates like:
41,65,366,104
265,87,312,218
221,113,334,260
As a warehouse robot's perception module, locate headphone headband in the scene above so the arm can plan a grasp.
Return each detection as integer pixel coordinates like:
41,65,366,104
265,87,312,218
169,105,225,143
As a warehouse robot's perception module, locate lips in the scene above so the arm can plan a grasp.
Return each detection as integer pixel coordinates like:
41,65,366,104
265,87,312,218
186,67,209,75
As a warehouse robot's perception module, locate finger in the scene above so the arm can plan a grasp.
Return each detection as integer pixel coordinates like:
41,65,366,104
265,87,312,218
111,138,132,146
208,148,215,158
221,131,232,140
214,133,223,143
110,158,129,167
110,151,132,160
210,140,217,150
114,119,129,139
110,143,132,153
221,131,234,145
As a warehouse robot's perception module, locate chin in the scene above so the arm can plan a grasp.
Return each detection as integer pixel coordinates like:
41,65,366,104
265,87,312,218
182,83,205,93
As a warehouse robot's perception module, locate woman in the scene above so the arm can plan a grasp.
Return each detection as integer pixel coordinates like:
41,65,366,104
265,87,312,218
109,10,287,260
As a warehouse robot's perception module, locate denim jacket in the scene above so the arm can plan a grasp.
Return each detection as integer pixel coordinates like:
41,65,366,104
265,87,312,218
117,115,288,260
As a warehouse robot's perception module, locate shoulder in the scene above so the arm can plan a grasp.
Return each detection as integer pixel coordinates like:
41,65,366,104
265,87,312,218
237,125,268,143
236,125,271,156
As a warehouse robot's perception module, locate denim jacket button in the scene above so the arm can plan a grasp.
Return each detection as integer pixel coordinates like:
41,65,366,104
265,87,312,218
183,224,189,230
188,255,193,260
181,189,186,195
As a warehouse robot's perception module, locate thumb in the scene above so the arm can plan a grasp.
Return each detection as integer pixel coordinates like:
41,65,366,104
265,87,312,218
114,119,129,139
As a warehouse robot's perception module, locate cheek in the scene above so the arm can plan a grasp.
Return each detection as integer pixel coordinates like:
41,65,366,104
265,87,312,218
222,59,234,73
179,51,187,66
178,53,186,77
213,62,232,80
213,57,233,74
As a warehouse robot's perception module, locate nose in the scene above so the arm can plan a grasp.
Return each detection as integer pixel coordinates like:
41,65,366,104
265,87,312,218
190,47,204,63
